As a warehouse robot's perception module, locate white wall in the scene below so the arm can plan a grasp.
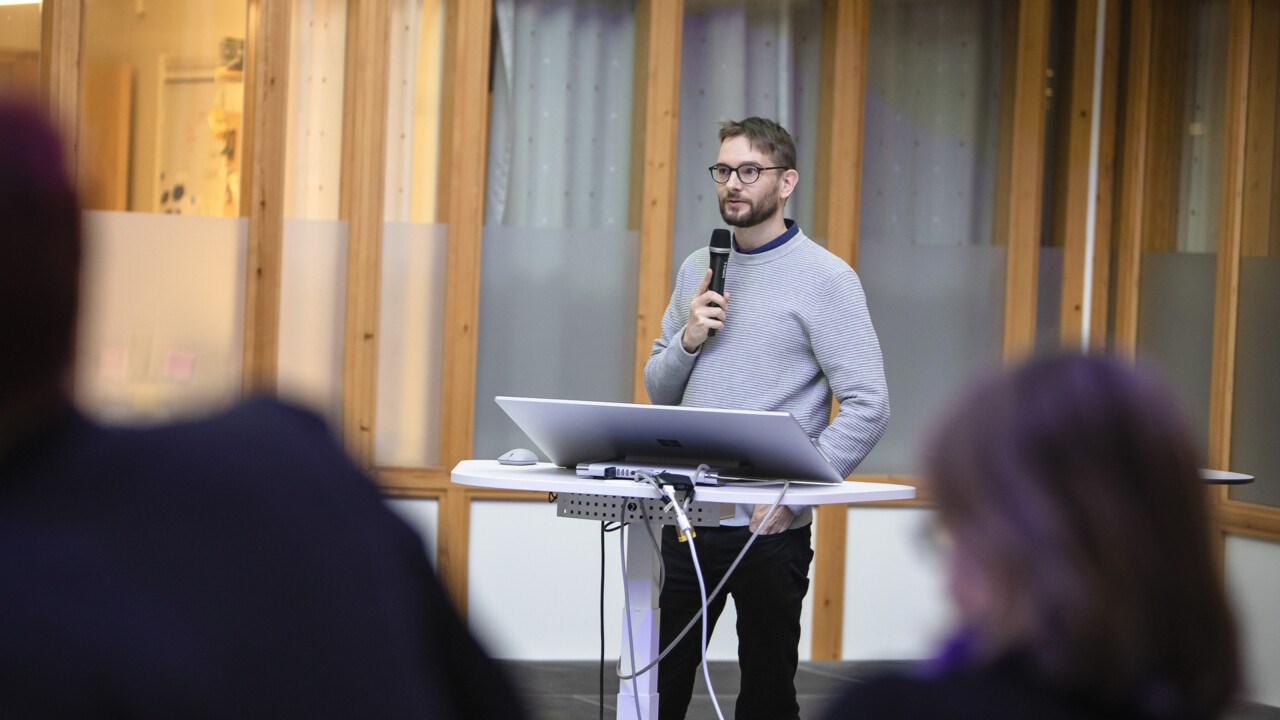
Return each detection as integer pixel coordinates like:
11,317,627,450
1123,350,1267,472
1226,534,1280,708
442,501,1279,711
842,507,953,660
386,498,439,565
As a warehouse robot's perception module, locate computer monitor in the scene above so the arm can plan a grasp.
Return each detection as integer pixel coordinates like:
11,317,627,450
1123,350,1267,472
494,396,845,484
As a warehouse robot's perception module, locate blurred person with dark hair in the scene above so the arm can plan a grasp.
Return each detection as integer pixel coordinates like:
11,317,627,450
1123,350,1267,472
821,354,1239,720
0,101,527,718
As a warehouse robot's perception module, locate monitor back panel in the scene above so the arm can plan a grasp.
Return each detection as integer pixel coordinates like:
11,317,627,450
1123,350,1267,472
494,396,844,484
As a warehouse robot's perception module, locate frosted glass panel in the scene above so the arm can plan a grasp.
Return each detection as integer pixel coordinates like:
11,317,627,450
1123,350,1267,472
1035,246,1063,353
672,0,822,277
1228,258,1280,507
855,242,1005,475
473,227,638,461
376,222,447,467
277,219,348,428
76,211,247,423
1135,251,1216,455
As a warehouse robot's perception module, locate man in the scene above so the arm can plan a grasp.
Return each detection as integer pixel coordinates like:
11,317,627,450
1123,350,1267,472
645,117,889,720
0,101,527,718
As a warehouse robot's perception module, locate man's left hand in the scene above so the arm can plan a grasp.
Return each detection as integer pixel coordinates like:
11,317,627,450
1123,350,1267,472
749,504,795,534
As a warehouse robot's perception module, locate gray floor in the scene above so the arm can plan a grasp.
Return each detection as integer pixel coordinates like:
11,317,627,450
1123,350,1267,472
503,660,1280,720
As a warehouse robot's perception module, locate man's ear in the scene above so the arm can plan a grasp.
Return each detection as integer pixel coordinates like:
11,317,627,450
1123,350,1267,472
779,168,799,200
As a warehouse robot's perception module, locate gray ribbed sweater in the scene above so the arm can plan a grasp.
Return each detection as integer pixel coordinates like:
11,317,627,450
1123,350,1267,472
644,227,890,527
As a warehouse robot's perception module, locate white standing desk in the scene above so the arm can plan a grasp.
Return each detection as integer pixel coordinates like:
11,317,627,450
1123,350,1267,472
452,460,915,720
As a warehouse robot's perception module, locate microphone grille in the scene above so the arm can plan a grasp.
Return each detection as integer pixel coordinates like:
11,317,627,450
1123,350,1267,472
710,228,731,250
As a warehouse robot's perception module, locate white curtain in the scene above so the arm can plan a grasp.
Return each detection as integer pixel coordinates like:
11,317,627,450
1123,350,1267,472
486,0,636,229
1176,0,1227,253
284,0,349,221
673,0,822,265
860,0,1005,247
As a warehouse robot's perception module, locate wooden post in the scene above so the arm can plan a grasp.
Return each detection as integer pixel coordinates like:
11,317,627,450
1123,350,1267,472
630,0,684,404
1111,0,1153,356
1001,0,1052,362
810,0,871,662
40,0,83,187
435,0,494,612
339,0,393,466
240,0,291,395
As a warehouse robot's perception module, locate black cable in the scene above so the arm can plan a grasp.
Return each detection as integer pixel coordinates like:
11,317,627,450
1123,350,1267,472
599,520,606,720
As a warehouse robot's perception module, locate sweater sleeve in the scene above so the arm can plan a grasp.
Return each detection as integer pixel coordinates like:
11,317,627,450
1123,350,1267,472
644,264,700,406
811,269,890,477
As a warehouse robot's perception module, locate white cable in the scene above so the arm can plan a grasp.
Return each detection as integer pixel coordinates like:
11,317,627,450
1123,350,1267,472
683,523,725,720
618,523,644,720
616,472,790,683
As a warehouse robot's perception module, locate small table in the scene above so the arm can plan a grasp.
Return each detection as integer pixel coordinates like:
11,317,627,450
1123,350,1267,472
452,460,915,720
1200,469,1254,485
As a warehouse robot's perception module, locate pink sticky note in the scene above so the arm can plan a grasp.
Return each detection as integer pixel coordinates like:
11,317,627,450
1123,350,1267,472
166,351,197,383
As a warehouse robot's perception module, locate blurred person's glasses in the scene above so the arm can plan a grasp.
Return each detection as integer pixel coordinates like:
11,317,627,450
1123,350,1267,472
708,164,788,185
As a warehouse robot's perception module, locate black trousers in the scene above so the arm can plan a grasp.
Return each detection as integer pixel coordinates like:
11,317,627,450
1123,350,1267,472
656,523,814,720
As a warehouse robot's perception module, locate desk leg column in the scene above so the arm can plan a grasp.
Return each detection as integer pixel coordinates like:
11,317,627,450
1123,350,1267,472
618,519,662,720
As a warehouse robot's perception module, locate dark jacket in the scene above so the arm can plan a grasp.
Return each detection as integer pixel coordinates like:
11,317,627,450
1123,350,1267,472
0,398,527,719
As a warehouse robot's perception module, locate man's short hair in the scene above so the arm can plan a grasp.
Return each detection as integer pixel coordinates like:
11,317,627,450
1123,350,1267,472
718,117,797,171
0,101,81,403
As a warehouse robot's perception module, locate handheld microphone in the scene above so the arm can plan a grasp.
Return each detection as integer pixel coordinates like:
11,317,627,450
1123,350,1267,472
707,229,731,337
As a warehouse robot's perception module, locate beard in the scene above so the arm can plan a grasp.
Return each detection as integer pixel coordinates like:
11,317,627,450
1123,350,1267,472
718,189,782,228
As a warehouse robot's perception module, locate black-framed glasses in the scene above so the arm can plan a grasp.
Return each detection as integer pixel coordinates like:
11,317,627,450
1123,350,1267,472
708,164,788,185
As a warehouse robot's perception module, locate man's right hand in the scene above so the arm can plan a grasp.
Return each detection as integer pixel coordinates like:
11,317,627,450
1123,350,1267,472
681,268,730,353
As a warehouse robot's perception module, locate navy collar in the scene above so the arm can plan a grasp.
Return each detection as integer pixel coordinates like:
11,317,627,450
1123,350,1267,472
734,219,797,255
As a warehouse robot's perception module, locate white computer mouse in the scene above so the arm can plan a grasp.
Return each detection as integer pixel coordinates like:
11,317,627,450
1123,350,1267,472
497,448,538,466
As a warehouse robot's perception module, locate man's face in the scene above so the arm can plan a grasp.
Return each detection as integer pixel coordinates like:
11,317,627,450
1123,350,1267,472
715,135,792,229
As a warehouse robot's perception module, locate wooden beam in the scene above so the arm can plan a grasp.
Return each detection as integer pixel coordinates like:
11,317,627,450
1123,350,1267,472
339,0,393,466
814,0,870,268
630,0,683,404
809,0,870,663
39,0,83,184
438,0,492,469
438,490,473,614
1219,493,1280,540
1058,0,1102,349
812,504,847,660
378,466,455,493
240,0,291,394
1141,1,1191,253
1001,0,1052,362
1111,0,1154,356
1242,0,1279,257
1219,513,1280,543
1206,0,1253,477
436,0,494,610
